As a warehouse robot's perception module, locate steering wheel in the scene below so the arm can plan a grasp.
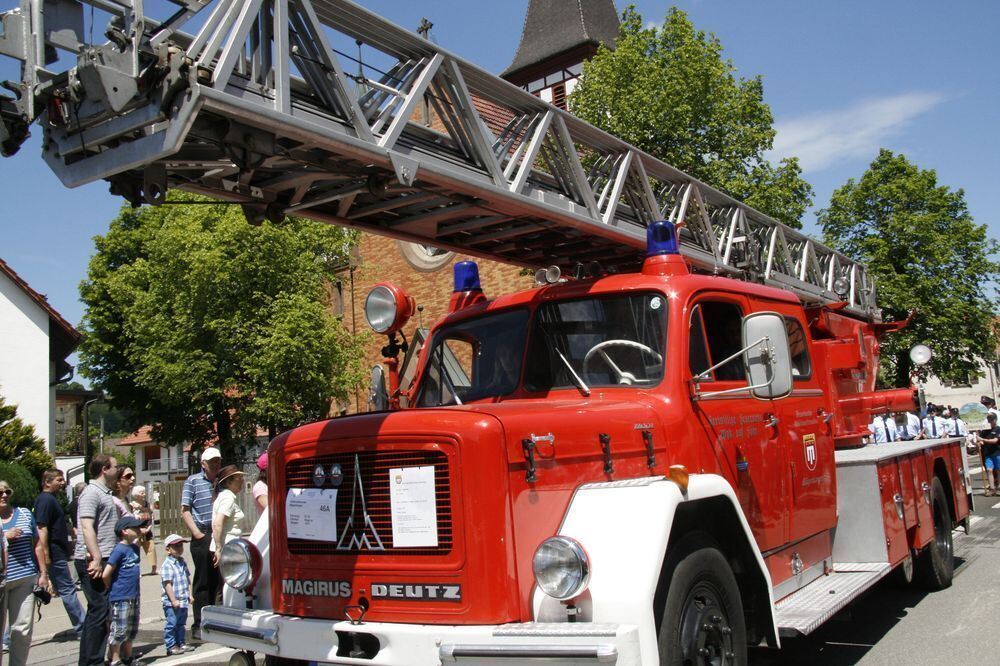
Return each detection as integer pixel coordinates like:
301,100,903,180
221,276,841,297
582,339,662,385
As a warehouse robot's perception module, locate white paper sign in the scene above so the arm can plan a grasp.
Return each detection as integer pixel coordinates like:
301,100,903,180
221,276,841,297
285,488,338,542
389,466,438,548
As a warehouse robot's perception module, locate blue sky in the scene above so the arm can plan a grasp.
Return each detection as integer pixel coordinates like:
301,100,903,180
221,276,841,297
1,0,998,381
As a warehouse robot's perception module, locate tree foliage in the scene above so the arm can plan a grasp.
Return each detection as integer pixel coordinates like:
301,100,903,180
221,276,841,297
819,149,1000,387
79,193,369,461
569,6,813,226
0,461,41,509
0,394,54,481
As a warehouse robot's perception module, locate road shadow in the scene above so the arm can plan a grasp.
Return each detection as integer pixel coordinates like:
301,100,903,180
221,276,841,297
750,556,967,665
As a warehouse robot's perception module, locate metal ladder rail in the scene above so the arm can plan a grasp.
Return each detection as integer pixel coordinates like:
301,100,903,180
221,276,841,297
0,0,878,319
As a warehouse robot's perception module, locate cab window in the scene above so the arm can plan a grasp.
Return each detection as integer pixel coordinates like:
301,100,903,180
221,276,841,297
785,317,812,379
688,301,746,381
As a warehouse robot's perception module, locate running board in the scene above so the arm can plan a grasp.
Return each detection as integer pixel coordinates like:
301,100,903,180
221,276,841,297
774,562,892,636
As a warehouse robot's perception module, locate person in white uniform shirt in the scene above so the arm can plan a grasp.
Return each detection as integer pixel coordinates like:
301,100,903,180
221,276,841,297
981,395,1000,422
922,405,947,439
900,411,922,440
945,407,968,437
869,412,898,444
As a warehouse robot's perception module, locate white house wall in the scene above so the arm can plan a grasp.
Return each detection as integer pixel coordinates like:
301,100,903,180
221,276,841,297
923,359,1000,412
0,271,51,448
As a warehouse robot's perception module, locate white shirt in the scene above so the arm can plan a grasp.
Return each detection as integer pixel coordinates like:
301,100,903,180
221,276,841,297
922,415,947,439
870,416,897,444
945,417,967,437
902,412,921,439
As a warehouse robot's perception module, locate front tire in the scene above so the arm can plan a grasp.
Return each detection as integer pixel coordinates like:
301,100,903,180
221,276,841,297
916,477,954,590
657,536,747,666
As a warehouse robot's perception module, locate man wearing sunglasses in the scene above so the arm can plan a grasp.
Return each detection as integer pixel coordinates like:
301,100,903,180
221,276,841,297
73,454,120,666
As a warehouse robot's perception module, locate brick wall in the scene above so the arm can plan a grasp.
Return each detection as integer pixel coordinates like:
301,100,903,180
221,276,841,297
339,234,533,412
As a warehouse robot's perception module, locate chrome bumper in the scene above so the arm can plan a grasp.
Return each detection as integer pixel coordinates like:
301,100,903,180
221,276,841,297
201,606,641,665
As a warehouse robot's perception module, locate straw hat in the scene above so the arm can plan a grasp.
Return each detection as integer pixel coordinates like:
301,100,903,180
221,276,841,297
216,464,245,486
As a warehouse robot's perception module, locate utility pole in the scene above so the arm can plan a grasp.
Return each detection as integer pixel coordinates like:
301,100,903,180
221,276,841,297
81,397,101,480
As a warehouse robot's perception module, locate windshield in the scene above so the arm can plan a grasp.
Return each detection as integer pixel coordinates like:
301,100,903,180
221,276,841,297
416,309,530,406
525,293,667,390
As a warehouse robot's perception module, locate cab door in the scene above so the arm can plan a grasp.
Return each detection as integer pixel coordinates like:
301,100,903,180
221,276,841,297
767,308,838,543
687,294,789,552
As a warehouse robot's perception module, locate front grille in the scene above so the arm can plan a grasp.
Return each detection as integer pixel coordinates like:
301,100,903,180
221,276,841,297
284,450,453,556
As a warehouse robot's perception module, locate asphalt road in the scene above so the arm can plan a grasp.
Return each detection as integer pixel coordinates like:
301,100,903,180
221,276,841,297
26,472,1000,665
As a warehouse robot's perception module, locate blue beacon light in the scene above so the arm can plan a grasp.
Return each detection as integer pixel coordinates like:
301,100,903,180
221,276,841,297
646,221,679,256
453,261,482,292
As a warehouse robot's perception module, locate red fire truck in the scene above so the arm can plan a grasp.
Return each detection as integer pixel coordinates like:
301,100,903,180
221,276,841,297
0,0,971,663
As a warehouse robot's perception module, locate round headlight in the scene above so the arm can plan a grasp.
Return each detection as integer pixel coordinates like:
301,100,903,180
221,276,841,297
365,285,398,333
220,538,262,591
312,464,326,487
533,536,590,601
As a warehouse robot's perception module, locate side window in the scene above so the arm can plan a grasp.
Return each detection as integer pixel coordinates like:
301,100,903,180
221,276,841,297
688,306,711,378
699,301,746,381
784,317,812,379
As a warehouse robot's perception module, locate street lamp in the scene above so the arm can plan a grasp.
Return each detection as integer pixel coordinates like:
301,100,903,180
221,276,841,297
81,396,103,480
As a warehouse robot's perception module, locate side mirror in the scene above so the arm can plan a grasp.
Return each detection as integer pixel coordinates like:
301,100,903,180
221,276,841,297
368,365,388,411
742,312,793,400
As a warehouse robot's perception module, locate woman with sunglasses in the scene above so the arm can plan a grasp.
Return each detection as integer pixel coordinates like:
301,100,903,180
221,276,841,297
112,468,136,519
0,480,46,666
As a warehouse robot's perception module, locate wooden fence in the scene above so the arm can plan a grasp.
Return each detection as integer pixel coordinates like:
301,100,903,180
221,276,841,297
152,479,258,540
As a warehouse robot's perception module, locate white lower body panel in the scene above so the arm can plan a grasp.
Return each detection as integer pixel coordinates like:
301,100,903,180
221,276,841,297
202,606,642,665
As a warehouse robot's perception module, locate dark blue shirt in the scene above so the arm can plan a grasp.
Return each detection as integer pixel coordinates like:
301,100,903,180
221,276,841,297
108,543,141,602
34,492,71,561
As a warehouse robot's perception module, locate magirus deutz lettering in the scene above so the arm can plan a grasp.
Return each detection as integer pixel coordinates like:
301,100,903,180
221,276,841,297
282,579,352,598
371,583,462,602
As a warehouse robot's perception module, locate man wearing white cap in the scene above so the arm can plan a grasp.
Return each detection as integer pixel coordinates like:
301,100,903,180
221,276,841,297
180,447,221,640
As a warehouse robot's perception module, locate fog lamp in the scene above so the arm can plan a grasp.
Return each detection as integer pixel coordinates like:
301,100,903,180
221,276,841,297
220,538,262,592
533,536,590,600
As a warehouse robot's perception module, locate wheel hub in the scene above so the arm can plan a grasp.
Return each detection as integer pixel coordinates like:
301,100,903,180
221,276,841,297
679,582,735,665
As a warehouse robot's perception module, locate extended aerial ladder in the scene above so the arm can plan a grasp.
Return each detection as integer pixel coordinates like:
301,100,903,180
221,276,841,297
0,0,878,318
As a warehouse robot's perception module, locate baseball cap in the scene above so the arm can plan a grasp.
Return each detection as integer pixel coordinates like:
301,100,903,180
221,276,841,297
201,447,222,462
256,451,268,471
164,534,188,547
115,515,149,536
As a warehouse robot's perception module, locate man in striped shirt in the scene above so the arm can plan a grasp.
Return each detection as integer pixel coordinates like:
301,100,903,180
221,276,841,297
181,446,222,640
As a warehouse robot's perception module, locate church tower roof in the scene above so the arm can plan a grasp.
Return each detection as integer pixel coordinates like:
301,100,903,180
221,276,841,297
501,0,619,85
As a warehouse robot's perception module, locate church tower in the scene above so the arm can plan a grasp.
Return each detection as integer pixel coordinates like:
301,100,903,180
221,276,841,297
502,0,619,109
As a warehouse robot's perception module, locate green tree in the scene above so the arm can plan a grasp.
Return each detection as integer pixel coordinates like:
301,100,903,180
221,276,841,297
819,149,1000,387
0,462,41,508
569,6,813,226
0,394,55,481
79,193,369,461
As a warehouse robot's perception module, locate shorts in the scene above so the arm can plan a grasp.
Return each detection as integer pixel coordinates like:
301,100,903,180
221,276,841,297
984,453,1000,471
108,599,140,646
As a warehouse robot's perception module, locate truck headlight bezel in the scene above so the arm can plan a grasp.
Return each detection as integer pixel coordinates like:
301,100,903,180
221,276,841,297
220,538,262,592
532,536,590,601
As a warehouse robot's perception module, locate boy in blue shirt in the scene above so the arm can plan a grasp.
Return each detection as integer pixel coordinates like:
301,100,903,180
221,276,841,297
102,516,146,666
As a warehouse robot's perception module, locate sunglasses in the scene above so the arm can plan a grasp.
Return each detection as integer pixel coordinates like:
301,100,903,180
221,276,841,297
0,489,11,497
122,473,135,480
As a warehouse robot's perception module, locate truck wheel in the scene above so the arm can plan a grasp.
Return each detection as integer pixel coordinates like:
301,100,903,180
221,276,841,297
916,477,954,590
657,536,747,666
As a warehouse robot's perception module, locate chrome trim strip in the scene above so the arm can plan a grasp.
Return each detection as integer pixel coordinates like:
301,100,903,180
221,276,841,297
440,643,618,662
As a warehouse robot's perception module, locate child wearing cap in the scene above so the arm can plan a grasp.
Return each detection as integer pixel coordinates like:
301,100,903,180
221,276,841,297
161,534,193,654
102,516,146,666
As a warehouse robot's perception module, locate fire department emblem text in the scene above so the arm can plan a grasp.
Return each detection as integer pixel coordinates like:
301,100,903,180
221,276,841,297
803,434,817,471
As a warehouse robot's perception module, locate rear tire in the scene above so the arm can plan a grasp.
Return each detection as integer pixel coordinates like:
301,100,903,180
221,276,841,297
916,477,954,590
657,535,747,666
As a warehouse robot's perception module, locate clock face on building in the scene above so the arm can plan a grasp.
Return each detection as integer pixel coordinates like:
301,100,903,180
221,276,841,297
397,241,454,272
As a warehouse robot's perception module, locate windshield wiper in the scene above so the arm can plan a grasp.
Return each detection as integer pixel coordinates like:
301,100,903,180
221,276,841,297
555,347,591,397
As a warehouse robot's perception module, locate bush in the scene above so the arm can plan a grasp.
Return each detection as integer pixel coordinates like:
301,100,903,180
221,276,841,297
0,461,40,508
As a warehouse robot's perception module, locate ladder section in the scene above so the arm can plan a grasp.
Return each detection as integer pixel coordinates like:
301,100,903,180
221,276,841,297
0,0,877,318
